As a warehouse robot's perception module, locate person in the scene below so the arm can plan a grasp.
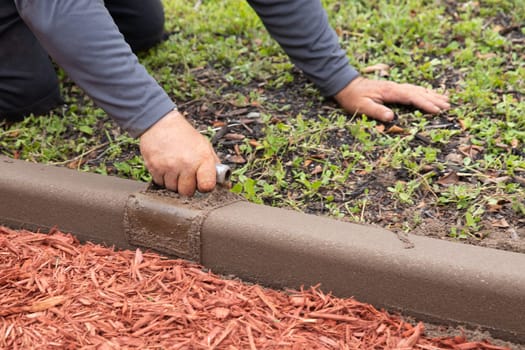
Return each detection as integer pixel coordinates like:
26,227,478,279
0,0,450,196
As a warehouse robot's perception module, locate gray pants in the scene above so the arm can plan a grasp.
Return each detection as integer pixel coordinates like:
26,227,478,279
0,0,165,121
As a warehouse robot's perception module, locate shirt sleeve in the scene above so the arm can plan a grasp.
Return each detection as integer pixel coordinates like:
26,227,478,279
247,0,359,97
14,0,175,138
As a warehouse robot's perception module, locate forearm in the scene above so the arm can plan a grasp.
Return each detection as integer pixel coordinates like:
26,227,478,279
14,0,174,137
247,0,359,96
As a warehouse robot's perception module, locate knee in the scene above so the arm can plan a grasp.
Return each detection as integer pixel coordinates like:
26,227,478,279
0,13,62,121
121,5,166,52
0,72,62,121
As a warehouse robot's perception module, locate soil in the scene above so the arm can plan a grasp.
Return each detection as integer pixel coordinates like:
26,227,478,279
173,7,525,254
49,59,524,254
50,60,525,254
2,8,524,254
160,63,525,254
1,227,520,349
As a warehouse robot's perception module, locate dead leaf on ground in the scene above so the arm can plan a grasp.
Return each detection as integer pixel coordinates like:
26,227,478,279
67,159,85,169
491,218,510,228
386,125,406,134
248,139,261,148
361,63,390,77
437,171,460,186
458,145,484,158
458,119,468,131
487,203,503,212
494,140,509,149
234,144,241,156
240,118,257,125
492,24,504,33
228,155,246,164
476,52,497,60
310,165,323,175
375,124,385,133
514,176,525,187
445,153,464,164
484,176,510,184
224,133,245,141
310,154,326,160
420,165,435,173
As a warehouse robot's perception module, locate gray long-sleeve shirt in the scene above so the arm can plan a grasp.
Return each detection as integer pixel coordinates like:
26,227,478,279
14,0,359,137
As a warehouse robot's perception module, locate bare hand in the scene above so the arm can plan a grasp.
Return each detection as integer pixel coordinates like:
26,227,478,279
334,77,450,122
139,110,219,196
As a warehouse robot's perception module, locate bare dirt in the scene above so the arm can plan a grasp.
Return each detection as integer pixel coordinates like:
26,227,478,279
2,10,523,254
180,66,525,254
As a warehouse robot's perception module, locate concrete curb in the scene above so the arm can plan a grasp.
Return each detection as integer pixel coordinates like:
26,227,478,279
1,156,524,343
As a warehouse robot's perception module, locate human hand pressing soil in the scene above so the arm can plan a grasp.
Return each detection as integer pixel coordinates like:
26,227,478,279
334,77,451,122
139,110,220,196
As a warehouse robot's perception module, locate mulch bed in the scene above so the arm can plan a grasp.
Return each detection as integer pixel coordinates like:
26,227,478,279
0,226,511,349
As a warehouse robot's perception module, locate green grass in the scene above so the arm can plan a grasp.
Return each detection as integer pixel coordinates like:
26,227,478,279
1,0,524,240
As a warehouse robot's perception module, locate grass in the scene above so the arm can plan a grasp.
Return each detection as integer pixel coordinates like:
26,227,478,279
1,0,524,242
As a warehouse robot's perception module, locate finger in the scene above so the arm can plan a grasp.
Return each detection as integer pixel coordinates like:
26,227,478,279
429,90,450,102
177,169,197,196
359,98,395,122
163,172,179,192
143,159,164,187
414,97,443,114
382,84,450,113
196,158,217,193
151,172,165,187
414,94,451,114
432,94,451,110
423,89,451,107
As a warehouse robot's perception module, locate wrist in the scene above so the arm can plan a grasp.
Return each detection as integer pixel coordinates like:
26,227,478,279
162,108,182,121
334,76,364,104
141,109,182,137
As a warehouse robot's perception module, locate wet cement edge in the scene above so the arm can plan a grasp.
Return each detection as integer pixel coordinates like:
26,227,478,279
0,156,145,250
124,190,243,261
202,202,525,343
1,156,524,344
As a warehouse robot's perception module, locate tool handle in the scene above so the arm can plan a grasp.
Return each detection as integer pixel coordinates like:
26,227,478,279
215,164,231,185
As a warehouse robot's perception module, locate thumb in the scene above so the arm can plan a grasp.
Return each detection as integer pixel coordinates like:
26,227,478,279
196,159,217,193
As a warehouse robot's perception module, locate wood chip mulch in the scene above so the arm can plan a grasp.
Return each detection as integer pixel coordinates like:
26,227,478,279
0,226,511,349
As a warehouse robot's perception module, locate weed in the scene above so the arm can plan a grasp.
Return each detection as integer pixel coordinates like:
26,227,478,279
1,0,524,246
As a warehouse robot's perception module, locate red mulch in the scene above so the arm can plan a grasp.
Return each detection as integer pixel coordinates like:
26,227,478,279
0,226,510,349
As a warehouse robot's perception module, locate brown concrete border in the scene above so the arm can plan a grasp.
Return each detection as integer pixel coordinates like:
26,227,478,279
1,156,524,343
0,156,145,249
202,202,525,342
